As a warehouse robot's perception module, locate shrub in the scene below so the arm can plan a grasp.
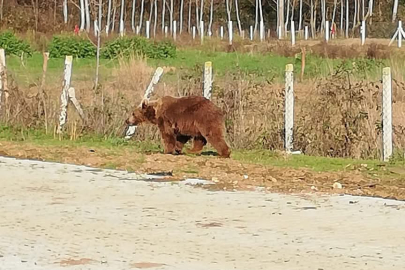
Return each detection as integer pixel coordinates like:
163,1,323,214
0,31,33,57
48,35,96,58
102,36,176,59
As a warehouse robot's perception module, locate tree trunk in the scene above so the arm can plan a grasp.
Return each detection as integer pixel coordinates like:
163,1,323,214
131,0,136,32
278,0,284,37
298,0,303,31
120,0,125,34
225,0,231,22
80,0,86,30
63,0,68,24
95,0,103,90
235,0,242,35
310,0,314,38
188,0,191,32
331,0,337,28
170,0,174,33
254,0,258,33
208,0,213,35
392,0,398,22
139,0,145,31
285,0,290,33
84,0,91,32
345,0,349,37
353,0,357,31
154,0,158,36
162,0,166,32
106,0,112,34
180,0,184,33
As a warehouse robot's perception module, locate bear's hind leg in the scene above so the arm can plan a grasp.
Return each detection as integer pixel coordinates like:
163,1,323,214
186,136,207,155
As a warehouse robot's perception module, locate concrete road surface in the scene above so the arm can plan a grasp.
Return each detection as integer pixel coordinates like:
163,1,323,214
0,156,404,270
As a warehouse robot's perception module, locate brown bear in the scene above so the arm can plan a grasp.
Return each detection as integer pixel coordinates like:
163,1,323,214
125,95,231,158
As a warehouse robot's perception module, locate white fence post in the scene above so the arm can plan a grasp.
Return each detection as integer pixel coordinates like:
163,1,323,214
192,26,196,40
304,26,309,40
146,20,150,39
285,64,294,153
389,20,405,48
382,67,393,162
0,49,6,113
220,26,224,40
325,20,330,42
228,21,233,45
119,19,125,36
125,67,164,139
278,25,282,39
200,21,204,44
203,61,213,100
57,55,73,134
361,20,366,45
173,20,177,41
250,25,254,40
260,20,264,41
291,21,296,46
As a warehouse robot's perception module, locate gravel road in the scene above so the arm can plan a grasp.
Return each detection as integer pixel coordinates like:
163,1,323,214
0,156,404,270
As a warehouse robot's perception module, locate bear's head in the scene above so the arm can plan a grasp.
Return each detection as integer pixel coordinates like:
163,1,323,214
125,99,158,126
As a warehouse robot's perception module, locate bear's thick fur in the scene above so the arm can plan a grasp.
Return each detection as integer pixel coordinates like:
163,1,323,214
126,95,231,158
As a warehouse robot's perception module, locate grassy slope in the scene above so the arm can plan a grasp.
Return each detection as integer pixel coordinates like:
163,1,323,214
7,49,388,87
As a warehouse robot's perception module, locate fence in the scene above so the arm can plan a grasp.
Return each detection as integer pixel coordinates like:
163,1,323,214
96,19,405,48
0,50,397,162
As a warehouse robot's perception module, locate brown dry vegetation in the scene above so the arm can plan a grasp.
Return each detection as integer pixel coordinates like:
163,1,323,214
2,53,405,159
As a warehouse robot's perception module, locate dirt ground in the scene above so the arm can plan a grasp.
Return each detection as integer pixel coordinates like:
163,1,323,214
0,155,404,270
0,140,404,201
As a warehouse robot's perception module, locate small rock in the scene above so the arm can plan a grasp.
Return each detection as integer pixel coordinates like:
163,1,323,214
361,163,368,168
333,182,343,189
211,177,219,183
233,180,238,185
269,176,277,183
243,175,249,179
311,186,318,191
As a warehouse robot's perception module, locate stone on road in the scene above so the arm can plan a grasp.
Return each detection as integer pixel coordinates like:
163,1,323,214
0,156,404,270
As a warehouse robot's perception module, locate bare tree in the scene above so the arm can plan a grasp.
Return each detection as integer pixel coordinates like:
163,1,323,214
106,0,112,34
331,0,337,30
131,0,137,32
84,0,91,32
154,0,158,36
225,0,231,22
80,0,86,31
345,0,349,37
63,0,68,23
180,0,184,33
162,0,166,31
208,0,213,35
170,0,174,33
235,0,242,34
188,0,191,32
353,0,357,31
139,0,145,31
0,0,4,21
298,0,303,31
95,0,103,89
254,0,258,33
392,0,398,22
278,0,284,37
285,0,290,33
119,0,125,34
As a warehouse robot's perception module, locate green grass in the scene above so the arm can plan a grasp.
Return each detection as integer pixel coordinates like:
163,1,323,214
1,125,401,175
6,49,391,87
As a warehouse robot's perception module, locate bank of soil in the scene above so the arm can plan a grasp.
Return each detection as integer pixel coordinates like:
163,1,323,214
0,140,404,200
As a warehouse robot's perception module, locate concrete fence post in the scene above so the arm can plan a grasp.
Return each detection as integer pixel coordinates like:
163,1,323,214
203,61,213,100
382,67,393,162
285,64,294,153
57,56,73,134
